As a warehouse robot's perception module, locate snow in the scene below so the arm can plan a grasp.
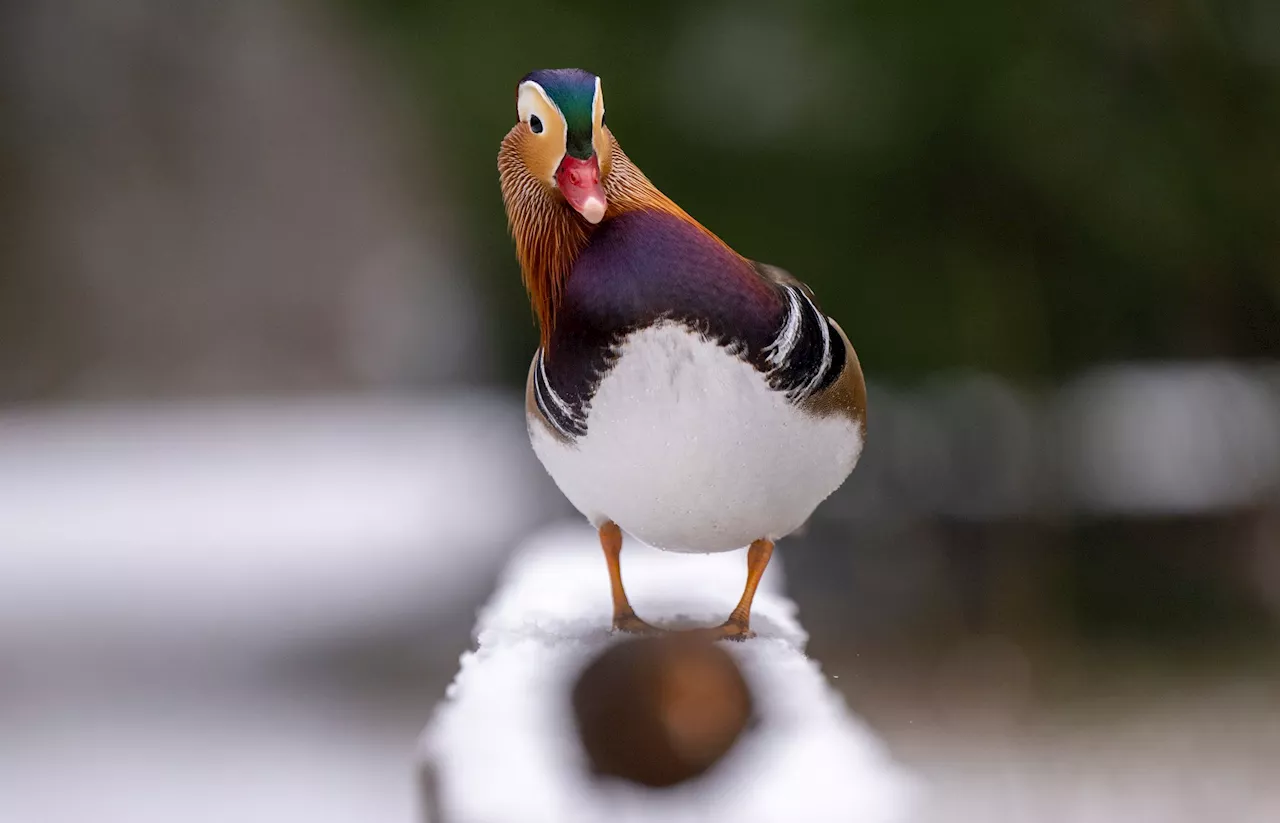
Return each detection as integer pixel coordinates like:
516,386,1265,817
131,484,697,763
421,522,916,823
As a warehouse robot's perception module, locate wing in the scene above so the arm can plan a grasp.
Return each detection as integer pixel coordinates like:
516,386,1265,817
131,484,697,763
752,261,844,400
526,348,586,441
752,261,867,429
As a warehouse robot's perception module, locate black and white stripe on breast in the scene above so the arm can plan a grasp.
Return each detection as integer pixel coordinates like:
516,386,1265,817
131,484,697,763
762,283,846,402
532,347,588,439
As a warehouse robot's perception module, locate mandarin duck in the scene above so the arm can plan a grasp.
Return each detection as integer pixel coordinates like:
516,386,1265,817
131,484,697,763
500,68,866,639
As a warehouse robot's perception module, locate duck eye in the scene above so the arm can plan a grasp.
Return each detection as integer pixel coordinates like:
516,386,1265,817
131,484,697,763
529,114,543,134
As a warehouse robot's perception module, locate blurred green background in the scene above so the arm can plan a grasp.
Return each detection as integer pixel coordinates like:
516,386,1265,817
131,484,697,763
349,0,1280,382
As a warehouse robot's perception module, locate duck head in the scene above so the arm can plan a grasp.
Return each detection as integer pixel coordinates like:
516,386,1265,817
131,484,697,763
512,68,609,224
500,68,698,349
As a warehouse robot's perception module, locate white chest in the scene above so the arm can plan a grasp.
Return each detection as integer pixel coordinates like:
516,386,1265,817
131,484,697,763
529,322,861,552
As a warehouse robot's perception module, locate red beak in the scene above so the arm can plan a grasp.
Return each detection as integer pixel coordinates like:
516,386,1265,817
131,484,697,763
555,155,607,224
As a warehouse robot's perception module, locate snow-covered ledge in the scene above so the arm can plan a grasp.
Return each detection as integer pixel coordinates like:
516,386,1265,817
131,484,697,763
419,523,916,823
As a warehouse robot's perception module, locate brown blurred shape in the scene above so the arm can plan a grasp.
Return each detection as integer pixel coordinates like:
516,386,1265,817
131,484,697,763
572,632,754,789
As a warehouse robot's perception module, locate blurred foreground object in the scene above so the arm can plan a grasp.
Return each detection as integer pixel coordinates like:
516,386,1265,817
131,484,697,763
419,523,914,823
572,633,753,788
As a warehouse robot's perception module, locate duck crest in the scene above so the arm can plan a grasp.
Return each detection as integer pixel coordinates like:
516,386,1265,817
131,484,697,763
498,130,733,351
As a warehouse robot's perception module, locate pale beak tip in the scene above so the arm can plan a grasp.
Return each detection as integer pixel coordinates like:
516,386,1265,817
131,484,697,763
581,196,606,225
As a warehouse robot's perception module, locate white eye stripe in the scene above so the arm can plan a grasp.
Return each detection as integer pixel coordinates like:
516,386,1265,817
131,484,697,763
517,81,567,133
516,80,568,183
592,75,607,158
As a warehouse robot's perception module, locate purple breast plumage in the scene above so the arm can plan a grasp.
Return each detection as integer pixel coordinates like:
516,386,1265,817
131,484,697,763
532,209,846,440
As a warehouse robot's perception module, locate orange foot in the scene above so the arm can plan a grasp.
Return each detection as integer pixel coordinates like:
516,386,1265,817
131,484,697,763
612,612,663,635
715,618,756,642
687,617,755,642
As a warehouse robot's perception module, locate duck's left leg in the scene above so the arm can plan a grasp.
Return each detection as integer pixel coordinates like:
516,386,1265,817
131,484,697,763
600,521,662,634
714,538,774,641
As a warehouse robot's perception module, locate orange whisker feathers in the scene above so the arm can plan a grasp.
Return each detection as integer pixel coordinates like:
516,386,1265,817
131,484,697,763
498,126,731,351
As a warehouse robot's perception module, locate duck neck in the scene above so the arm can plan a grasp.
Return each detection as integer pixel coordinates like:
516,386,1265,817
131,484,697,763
499,129,701,350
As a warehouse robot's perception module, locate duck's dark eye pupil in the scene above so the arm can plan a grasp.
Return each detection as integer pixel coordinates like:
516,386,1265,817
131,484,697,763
529,115,543,134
